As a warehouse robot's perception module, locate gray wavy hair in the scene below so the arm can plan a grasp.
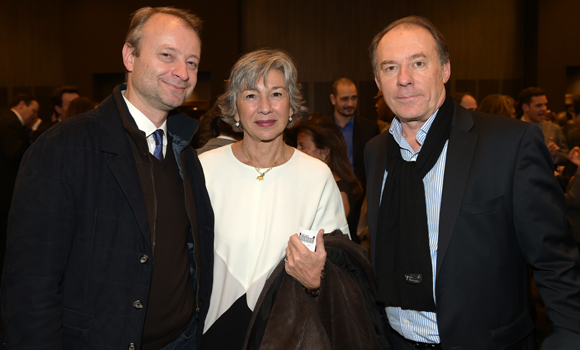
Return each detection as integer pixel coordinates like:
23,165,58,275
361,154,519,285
218,49,308,132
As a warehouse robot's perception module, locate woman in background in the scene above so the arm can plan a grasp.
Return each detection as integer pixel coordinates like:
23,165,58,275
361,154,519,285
477,94,516,118
60,96,95,120
296,118,362,232
196,103,243,155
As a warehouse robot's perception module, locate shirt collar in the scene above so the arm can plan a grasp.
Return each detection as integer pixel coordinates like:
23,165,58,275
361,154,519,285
521,115,541,125
31,118,42,131
389,109,440,151
121,91,167,137
333,113,354,128
10,108,25,126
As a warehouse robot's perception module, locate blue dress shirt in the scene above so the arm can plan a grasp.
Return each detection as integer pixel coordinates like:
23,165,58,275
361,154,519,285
334,113,354,172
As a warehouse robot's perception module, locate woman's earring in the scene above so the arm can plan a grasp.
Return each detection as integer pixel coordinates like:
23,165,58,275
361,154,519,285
289,116,293,122
235,121,240,127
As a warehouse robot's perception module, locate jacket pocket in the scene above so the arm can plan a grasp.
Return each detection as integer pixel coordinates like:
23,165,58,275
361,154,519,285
62,308,93,348
490,310,534,349
460,195,504,216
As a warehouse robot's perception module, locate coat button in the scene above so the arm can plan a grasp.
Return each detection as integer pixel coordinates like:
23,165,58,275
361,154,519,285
128,343,136,350
133,300,143,309
139,254,149,264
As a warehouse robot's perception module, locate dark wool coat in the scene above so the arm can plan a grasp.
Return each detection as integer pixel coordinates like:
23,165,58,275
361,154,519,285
1,85,214,349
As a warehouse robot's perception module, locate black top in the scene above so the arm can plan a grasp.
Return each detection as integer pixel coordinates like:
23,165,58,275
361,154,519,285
336,179,356,237
201,295,253,349
336,179,353,211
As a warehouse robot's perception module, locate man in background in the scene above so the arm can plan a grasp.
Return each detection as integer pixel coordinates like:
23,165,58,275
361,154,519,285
330,77,380,183
565,95,580,149
27,86,80,142
330,78,379,239
51,85,80,122
519,86,569,166
0,94,38,284
452,91,477,110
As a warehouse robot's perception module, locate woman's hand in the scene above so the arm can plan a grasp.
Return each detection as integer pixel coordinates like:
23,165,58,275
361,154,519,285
570,147,580,167
284,229,326,290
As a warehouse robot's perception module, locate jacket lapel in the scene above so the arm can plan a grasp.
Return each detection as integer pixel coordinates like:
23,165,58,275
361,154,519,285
106,151,152,248
436,106,477,276
367,133,389,265
99,91,152,249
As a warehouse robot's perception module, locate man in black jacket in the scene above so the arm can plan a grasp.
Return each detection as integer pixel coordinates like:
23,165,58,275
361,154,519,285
329,78,379,239
366,15,580,349
1,7,214,350
330,77,380,189
0,94,38,284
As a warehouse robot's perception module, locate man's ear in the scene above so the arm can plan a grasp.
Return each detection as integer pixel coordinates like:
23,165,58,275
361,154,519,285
522,103,530,113
441,61,451,84
16,100,26,111
55,105,63,115
374,75,381,90
330,94,336,106
122,43,136,72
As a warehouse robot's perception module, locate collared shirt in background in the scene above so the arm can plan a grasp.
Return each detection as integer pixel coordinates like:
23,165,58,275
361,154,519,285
10,109,25,126
334,113,354,171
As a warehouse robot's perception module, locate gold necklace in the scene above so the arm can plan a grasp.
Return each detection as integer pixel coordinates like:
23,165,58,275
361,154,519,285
241,141,285,181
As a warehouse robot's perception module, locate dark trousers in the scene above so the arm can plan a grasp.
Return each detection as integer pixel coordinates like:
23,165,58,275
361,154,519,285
159,314,197,350
389,330,424,350
389,326,538,350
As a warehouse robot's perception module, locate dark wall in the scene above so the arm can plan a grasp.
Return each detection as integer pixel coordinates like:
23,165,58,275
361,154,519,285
3,0,579,119
0,0,64,118
241,0,526,118
538,0,580,112
60,0,240,106
0,0,239,117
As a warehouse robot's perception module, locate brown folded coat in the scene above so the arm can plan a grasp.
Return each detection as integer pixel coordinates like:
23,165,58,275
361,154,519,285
243,231,391,350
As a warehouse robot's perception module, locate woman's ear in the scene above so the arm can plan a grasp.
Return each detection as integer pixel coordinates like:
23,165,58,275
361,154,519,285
320,147,330,159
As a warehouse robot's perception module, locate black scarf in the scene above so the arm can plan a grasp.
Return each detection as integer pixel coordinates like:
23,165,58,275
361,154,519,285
375,96,454,312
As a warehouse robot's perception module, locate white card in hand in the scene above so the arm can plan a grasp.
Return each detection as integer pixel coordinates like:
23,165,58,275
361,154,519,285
299,227,319,252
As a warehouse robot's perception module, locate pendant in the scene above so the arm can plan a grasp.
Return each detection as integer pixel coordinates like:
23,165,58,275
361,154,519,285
257,175,264,181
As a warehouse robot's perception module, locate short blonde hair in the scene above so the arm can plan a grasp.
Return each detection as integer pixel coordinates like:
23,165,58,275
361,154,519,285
218,49,308,132
125,7,202,57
